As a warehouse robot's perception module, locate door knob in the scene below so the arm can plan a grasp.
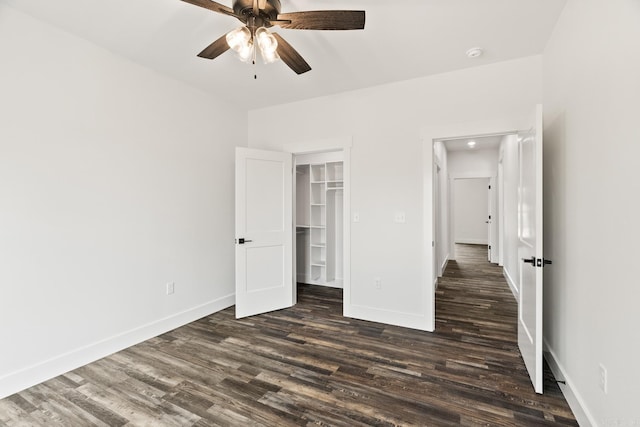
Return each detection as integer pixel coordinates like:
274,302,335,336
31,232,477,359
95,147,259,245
523,256,536,266
237,238,253,244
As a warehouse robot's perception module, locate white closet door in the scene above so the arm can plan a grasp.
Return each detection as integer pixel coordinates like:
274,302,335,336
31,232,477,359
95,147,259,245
235,148,293,318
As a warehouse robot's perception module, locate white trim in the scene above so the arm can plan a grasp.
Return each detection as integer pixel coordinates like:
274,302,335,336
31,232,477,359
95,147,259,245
439,254,449,277
503,267,519,298
455,238,488,245
283,137,353,154
283,137,352,319
544,342,596,427
0,294,235,400
450,171,495,179
348,304,432,332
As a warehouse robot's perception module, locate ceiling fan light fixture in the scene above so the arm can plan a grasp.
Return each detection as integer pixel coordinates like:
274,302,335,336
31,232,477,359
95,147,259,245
260,47,280,64
236,40,255,63
226,26,252,53
256,27,280,64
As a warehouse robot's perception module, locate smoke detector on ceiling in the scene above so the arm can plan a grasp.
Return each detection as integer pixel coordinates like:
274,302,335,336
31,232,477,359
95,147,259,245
466,47,483,58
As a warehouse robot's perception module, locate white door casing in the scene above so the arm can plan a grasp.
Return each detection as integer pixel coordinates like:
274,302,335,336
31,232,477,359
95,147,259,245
487,180,492,261
235,148,294,319
489,176,499,264
517,105,544,394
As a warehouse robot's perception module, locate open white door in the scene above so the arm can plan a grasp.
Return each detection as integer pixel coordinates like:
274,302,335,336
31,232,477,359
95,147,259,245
235,147,293,319
517,104,545,393
486,178,495,262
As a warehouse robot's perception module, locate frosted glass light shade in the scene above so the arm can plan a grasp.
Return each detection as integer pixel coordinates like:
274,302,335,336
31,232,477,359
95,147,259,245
255,27,279,63
226,26,251,52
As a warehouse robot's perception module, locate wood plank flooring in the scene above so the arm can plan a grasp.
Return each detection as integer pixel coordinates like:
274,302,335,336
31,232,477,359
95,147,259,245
0,244,577,426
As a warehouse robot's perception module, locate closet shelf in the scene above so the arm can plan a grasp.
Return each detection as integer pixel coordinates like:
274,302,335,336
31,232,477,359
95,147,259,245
296,224,310,228
296,159,343,288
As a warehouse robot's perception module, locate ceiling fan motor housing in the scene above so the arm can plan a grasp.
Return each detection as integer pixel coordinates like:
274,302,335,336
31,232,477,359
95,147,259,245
233,0,281,21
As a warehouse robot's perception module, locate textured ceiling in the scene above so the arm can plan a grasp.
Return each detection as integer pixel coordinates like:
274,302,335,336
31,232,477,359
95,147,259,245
2,0,566,110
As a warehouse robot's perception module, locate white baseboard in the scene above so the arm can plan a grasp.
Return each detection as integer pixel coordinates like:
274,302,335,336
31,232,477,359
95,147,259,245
439,254,449,277
544,341,596,427
503,267,519,299
0,293,235,400
454,238,488,245
302,280,343,289
346,304,433,332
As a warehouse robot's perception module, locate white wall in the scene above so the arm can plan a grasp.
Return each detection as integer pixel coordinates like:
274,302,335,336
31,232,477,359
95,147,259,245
448,148,499,177
453,178,489,244
543,0,640,424
0,5,246,398
500,135,520,294
249,56,542,331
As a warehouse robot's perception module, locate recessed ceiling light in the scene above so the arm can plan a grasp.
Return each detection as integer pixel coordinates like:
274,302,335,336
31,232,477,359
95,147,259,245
466,47,483,58
467,141,477,148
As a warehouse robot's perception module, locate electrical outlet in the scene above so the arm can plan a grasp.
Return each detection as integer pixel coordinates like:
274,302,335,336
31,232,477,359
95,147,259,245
374,277,382,290
599,363,608,393
166,282,175,295
394,212,406,223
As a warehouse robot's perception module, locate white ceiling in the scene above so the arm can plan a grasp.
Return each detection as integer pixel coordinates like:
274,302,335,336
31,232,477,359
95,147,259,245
442,135,505,152
2,0,566,110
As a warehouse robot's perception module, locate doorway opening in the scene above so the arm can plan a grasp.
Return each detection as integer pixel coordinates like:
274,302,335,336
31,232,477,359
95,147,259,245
294,150,345,292
432,132,517,289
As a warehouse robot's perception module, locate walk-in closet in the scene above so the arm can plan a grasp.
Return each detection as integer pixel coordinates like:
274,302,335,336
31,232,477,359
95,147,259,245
295,151,344,288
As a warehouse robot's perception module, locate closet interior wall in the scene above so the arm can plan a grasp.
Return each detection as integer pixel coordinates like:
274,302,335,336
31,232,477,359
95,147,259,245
295,151,344,288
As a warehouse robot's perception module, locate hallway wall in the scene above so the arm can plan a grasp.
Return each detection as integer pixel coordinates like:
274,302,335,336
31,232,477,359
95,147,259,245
499,135,520,295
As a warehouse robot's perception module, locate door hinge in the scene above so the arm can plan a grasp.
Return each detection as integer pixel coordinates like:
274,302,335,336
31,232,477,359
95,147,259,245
488,215,492,220
488,245,491,250
488,185,491,189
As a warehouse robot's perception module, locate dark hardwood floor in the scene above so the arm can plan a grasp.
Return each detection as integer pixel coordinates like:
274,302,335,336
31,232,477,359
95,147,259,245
0,244,576,426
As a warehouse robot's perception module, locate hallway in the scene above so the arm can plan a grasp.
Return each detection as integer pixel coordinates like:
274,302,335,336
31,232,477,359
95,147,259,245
435,243,576,423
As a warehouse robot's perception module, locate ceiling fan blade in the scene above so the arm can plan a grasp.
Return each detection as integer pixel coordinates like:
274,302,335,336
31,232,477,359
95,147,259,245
180,0,237,17
272,33,311,75
274,11,365,30
197,34,230,60
252,0,259,16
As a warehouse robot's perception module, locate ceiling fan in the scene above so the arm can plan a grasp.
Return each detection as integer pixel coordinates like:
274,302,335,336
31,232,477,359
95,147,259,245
181,0,366,74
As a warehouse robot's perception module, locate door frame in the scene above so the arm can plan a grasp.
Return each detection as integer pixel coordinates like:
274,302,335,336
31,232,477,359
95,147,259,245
282,137,352,316
424,119,528,332
449,175,494,259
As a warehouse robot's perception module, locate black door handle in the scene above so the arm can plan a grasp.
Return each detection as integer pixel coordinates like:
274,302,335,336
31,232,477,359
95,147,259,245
237,238,253,244
523,256,536,266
